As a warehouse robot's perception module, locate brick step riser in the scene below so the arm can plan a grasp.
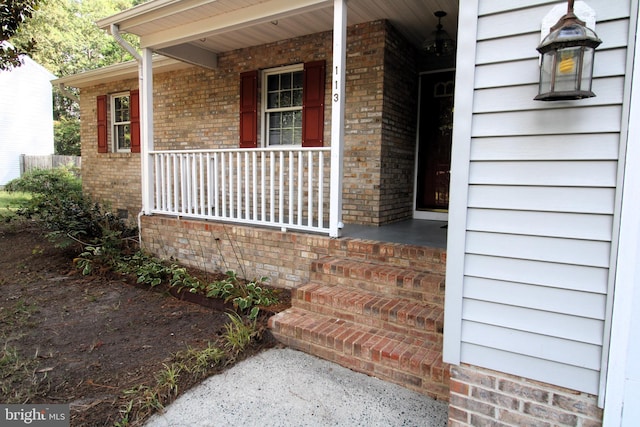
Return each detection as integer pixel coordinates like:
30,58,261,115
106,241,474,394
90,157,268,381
309,271,445,306
328,241,447,274
269,312,449,401
293,285,443,336
292,299,443,346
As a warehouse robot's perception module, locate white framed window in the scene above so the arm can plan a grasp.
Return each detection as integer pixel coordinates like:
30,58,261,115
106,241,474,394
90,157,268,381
262,64,304,146
111,92,131,152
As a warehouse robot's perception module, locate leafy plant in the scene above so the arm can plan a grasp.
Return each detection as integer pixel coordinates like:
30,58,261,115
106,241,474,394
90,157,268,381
206,271,278,319
223,312,258,357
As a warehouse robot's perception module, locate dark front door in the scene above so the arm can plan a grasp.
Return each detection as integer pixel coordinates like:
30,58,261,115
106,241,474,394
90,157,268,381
416,70,455,211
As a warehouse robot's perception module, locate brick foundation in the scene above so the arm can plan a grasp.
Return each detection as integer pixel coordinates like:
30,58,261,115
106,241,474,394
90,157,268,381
449,364,603,427
140,215,446,289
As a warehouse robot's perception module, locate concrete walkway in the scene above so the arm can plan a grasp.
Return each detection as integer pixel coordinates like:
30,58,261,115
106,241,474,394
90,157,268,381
145,348,449,427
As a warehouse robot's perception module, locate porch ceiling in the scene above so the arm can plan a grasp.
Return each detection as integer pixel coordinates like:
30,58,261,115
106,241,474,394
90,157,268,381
98,0,458,64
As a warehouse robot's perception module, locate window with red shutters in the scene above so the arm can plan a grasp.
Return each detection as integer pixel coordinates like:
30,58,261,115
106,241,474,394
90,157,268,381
239,60,325,148
96,91,140,153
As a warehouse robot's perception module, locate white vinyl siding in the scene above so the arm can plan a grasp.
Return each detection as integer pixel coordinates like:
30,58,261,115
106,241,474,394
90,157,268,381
445,0,633,396
0,57,55,185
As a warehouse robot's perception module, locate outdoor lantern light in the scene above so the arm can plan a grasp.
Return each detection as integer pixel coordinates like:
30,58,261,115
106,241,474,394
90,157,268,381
535,0,602,101
423,11,456,56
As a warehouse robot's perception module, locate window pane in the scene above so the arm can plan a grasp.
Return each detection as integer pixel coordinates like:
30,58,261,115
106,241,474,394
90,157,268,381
268,92,279,108
116,124,131,150
282,128,293,145
268,75,279,92
115,96,130,122
269,130,281,145
294,129,302,144
269,112,281,128
281,91,292,108
281,73,291,89
294,111,302,127
293,88,303,106
293,71,303,89
282,111,294,128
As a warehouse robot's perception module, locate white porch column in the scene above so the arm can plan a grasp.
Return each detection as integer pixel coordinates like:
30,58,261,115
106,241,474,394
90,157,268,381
140,47,154,215
329,0,346,238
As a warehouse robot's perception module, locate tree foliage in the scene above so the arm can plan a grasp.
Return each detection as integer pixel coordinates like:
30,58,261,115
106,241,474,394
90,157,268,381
0,0,39,70
11,0,140,77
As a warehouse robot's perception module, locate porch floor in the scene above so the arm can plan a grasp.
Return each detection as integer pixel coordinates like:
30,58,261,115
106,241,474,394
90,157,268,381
341,219,447,248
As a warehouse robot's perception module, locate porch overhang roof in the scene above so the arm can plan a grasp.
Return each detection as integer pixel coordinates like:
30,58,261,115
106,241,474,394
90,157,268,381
95,0,457,69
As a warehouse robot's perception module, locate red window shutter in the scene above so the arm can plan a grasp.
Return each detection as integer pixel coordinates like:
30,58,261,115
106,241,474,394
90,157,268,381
239,70,258,148
97,95,108,153
302,60,326,147
130,89,141,153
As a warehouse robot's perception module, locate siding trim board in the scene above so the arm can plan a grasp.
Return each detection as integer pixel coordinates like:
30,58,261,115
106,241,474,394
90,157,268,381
445,0,633,401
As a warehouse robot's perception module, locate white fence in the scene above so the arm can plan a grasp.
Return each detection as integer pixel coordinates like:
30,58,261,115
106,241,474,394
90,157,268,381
20,154,81,174
151,147,332,234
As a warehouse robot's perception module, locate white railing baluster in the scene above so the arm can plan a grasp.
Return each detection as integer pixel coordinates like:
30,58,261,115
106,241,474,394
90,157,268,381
229,152,235,219
297,151,303,226
213,152,219,217
221,152,226,217
288,152,294,225
172,154,178,212
261,152,266,222
269,152,275,222
279,151,284,225
149,147,331,234
308,152,313,227
206,153,212,216
236,152,242,219
318,151,324,229
154,154,161,211
252,151,257,221
199,153,204,216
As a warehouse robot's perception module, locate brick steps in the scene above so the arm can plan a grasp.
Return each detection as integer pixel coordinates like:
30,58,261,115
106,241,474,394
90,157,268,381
311,257,445,305
268,253,448,401
268,307,448,400
294,282,443,345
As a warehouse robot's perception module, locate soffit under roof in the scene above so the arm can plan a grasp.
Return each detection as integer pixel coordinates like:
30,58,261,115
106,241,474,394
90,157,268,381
98,0,458,54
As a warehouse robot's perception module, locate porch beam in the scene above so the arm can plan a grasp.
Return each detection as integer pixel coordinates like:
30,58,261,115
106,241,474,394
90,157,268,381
141,47,155,215
156,43,218,69
140,0,331,50
329,0,346,238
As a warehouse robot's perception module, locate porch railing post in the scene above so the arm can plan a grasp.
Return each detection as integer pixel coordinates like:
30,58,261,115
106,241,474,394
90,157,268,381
141,47,155,215
329,0,347,238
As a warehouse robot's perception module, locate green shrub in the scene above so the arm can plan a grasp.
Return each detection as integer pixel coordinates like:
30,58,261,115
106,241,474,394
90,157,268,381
5,167,136,251
5,166,81,195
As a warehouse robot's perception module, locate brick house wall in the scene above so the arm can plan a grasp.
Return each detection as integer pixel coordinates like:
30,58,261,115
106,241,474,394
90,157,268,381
80,77,141,219
78,20,418,226
449,364,604,427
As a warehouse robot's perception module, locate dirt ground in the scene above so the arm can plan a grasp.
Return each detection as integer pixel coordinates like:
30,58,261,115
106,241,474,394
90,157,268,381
0,221,289,426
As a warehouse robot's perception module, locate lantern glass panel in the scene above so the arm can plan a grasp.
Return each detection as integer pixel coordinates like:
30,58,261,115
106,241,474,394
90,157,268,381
554,47,582,92
539,51,555,94
579,47,595,92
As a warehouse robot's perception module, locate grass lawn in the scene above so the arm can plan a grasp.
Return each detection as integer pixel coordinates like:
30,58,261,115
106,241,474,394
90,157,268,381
0,190,31,214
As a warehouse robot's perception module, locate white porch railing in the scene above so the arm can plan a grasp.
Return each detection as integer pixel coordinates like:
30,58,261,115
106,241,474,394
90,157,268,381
150,147,332,234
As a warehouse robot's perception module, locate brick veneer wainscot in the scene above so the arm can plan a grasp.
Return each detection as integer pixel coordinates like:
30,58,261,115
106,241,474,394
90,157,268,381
449,364,604,427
